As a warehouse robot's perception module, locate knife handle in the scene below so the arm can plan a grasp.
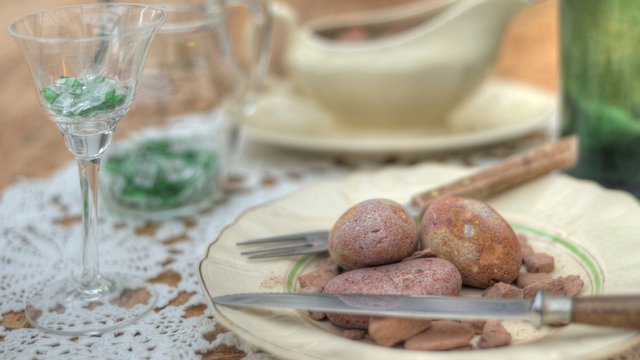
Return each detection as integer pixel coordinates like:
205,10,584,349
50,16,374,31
572,295,640,329
410,135,578,213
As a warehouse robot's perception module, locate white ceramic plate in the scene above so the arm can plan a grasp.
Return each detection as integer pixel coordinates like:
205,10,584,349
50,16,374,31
243,79,557,156
198,163,640,359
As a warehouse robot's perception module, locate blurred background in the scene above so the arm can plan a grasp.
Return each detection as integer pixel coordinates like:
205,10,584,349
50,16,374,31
0,0,558,190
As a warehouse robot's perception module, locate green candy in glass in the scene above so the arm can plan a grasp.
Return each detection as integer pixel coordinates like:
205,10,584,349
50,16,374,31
100,0,273,220
104,137,218,211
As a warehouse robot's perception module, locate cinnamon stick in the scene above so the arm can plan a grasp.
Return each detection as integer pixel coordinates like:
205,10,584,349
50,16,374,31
410,135,578,213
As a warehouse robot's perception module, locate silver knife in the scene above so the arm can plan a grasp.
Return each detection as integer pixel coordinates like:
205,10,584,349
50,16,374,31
212,291,640,329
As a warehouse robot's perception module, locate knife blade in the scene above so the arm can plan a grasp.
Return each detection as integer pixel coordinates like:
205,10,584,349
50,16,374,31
212,291,640,329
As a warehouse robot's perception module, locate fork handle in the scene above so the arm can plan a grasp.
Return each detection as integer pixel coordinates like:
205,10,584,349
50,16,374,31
410,136,578,213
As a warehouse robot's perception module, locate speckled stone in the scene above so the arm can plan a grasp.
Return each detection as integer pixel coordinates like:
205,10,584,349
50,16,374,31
323,258,462,329
420,196,522,288
329,198,418,270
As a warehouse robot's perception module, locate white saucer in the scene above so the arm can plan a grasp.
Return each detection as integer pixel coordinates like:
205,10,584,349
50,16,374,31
243,78,557,156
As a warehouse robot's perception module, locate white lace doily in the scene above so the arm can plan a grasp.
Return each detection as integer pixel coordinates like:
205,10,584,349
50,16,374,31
0,127,548,359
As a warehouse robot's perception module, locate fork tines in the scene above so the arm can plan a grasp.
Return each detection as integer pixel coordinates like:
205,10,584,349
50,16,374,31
236,230,329,259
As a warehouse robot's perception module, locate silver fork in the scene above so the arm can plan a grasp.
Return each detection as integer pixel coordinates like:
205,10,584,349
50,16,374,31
236,136,578,259
237,230,330,259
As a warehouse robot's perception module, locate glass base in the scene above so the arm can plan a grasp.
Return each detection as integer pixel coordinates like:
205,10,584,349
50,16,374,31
101,135,227,220
25,272,156,336
102,187,226,221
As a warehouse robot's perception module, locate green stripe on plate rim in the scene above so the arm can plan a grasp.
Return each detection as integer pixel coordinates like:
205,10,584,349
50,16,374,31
286,223,603,295
511,223,602,294
287,254,312,292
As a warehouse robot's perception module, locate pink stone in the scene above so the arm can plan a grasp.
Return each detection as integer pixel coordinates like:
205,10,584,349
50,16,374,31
483,282,523,298
368,317,432,347
477,320,511,349
404,321,475,351
516,272,552,288
524,253,555,273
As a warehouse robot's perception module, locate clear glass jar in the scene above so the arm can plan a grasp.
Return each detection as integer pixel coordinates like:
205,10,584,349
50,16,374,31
101,0,271,219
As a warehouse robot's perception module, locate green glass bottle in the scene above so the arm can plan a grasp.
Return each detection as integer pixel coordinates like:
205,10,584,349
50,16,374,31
560,0,640,195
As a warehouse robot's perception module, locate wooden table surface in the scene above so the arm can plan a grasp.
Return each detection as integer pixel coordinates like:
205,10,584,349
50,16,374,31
0,0,559,358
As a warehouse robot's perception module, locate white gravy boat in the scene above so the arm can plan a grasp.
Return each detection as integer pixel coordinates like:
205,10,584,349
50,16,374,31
273,0,528,129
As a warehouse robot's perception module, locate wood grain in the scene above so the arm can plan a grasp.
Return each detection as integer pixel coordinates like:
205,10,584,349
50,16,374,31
573,296,640,329
410,135,577,212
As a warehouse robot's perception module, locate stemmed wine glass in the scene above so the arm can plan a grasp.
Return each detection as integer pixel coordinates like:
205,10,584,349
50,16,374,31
9,4,165,335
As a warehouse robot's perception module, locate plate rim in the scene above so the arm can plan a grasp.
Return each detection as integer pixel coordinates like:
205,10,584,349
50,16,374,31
243,79,557,155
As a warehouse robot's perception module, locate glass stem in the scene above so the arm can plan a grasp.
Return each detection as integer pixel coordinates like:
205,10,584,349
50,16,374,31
77,157,103,292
